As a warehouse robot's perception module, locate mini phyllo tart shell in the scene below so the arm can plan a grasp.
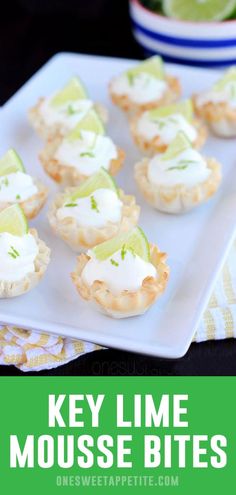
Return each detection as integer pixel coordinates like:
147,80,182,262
0,179,48,220
192,96,236,138
109,75,181,114
71,244,169,318
28,99,108,141
135,158,221,214
48,188,140,252
130,115,207,155
0,228,50,298
39,136,125,186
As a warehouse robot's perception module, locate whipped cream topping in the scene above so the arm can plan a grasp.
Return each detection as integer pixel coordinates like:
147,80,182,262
0,232,38,282
57,188,123,228
137,113,197,145
55,130,118,176
111,72,167,104
0,172,37,202
148,148,210,188
40,96,93,130
82,248,157,294
197,81,236,109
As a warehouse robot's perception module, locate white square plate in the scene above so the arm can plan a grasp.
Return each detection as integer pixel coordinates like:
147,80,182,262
0,52,235,358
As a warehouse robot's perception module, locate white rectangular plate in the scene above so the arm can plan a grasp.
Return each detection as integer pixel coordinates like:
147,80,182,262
0,52,236,358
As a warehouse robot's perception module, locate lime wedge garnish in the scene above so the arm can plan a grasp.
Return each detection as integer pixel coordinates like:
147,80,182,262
214,67,236,92
0,204,28,236
162,131,192,161
163,0,236,21
68,109,105,140
51,77,87,106
127,55,164,81
149,99,193,122
69,168,118,201
92,227,150,262
0,149,25,177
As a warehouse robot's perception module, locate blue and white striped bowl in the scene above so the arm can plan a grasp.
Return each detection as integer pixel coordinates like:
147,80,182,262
130,0,236,67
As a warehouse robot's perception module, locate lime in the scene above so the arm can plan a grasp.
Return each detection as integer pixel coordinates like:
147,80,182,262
127,55,164,81
0,204,28,236
0,149,25,177
69,168,119,201
163,0,236,22
162,131,191,161
149,99,193,122
214,67,236,91
51,77,87,106
68,109,105,140
92,227,150,262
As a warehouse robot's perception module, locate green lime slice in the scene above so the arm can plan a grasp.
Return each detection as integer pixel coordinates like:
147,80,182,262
162,131,192,161
92,227,150,262
149,99,193,122
0,149,25,177
214,67,236,91
69,168,119,201
51,77,87,107
0,204,28,236
163,0,236,21
68,109,105,140
127,55,164,81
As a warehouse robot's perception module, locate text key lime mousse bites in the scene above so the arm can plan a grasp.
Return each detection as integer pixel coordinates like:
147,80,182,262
39,109,125,186
28,77,107,140
48,168,140,251
0,149,48,219
135,132,222,214
72,227,169,318
193,67,236,137
130,99,207,155
0,204,50,298
109,55,181,114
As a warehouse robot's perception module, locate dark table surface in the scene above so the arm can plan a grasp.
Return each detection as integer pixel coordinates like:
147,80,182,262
1,0,236,376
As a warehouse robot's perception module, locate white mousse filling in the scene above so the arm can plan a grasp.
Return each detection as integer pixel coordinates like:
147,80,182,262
137,113,197,145
55,131,118,176
57,188,123,228
40,96,93,130
148,149,210,188
111,72,167,104
82,248,157,294
197,81,236,109
0,232,38,282
0,172,37,202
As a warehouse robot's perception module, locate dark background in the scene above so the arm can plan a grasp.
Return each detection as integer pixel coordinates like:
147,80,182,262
1,0,236,376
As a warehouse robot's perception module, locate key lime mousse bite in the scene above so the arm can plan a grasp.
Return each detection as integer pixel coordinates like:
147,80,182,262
0,204,50,298
130,99,207,155
29,77,107,140
109,55,181,114
135,132,222,214
48,168,140,251
0,149,48,219
71,226,169,318
193,67,236,137
39,110,125,186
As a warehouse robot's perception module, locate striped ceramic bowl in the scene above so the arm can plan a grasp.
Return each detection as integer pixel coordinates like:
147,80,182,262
130,0,236,67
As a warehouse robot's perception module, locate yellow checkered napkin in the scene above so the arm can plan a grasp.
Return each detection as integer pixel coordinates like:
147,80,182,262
1,240,236,372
